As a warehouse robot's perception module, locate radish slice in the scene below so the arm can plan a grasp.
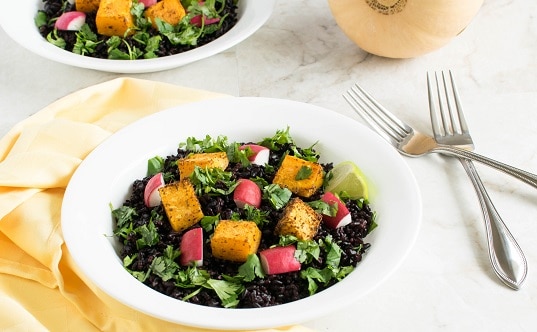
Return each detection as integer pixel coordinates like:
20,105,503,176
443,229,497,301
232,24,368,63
233,179,262,208
240,144,270,166
54,11,86,31
139,0,157,8
320,192,352,229
180,228,203,266
144,172,165,207
260,245,301,275
190,15,221,27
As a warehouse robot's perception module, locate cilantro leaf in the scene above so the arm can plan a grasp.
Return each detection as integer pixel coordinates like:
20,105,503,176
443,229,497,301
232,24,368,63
150,257,177,281
205,279,244,308
134,220,160,249
237,254,266,282
263,184,292,209
295,165,312,180
258,126,294,150
189,166,237,196
308,200,337,217
147,155,165,176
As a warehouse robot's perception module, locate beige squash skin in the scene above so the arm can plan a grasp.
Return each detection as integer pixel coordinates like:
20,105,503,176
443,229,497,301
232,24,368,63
328,0,484,58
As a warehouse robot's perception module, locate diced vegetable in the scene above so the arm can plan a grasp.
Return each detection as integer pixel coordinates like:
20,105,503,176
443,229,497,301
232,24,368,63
190,15,220,27
139,0,158,8
233,179,262,209
75,0,100,13
54,11,87,31
158,179,204,232
275,198,322,241
239,144,270,166
210,220,261,263
95,0,135,37
259,245,301,275
177,151,229,179
180,228,204,266
272,155,324,198
143,172,165,207
145,0,186,29
320,192,352,229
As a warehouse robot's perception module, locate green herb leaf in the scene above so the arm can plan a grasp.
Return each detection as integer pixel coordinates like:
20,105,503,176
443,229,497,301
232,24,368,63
150,255,179,281
258,126,294,151
147,156,165,176
111,205,137,229
308,200,337,217
295,239,321,264
46,30,66,49
237,254,265,282
189,166,237,196
205,279,244,308
323,235,342,268
295,165,312,180
241,205,270,227
34,11,48,28
263,184,292,210
134,220,160,249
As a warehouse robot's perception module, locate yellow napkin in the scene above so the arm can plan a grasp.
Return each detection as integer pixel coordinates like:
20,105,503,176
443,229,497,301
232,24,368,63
0,78,312,332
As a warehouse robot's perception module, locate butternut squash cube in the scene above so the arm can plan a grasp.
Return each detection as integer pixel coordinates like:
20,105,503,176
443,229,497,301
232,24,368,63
275,198,322,241
158,179,204,232
210,220,262,263
272,155,324,198
177,151,229,179
145,0,186,29
75,0,101,13
96,0,135,37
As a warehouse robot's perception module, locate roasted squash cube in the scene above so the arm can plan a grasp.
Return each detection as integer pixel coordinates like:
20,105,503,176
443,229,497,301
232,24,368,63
96,0,135,37
158,179,204,232
75,0,101,13
272,155,324,197
210,220,262,263
145,0,186,29
177,151,229,179
275,198,322,241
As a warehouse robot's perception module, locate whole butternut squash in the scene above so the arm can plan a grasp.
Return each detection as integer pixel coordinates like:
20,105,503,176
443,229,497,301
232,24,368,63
328,0,484,58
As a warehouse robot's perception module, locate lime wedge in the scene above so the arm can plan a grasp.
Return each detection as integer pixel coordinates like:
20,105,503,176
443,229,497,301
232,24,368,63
325,161,368,200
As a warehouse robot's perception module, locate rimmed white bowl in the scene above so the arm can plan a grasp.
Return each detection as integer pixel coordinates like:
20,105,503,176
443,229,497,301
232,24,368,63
62,97,422,330
0,0,274,73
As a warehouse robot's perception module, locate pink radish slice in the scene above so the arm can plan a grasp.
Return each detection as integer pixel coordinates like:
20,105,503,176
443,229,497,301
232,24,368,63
180,228,204,266
143,172,165,207
260,245,301,275
190,15,221,27
139,0,157,8
239,144,270,166
54,11,86,31
233,179,262,208
320,192,352,229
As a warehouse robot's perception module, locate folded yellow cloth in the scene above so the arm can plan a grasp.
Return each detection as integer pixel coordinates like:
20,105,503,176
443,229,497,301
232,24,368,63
0,78,313,332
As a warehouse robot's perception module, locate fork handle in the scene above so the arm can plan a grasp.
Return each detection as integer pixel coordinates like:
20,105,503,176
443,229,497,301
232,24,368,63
460,158,527,290
433,145,537,189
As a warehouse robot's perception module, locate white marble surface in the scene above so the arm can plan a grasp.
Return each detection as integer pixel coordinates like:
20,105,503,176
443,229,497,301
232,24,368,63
2,0,537,331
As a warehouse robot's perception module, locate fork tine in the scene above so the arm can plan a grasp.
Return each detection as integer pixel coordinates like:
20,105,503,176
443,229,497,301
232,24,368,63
446,70,470,135
427,72,444,139
344,83,412,146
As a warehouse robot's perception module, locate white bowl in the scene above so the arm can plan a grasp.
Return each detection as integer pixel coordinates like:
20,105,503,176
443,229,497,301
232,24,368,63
0,0,274,73
61,97,422,330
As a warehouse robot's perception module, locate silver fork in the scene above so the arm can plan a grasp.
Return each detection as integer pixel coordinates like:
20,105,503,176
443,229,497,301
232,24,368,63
428,70,527,290
343,84,537,189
